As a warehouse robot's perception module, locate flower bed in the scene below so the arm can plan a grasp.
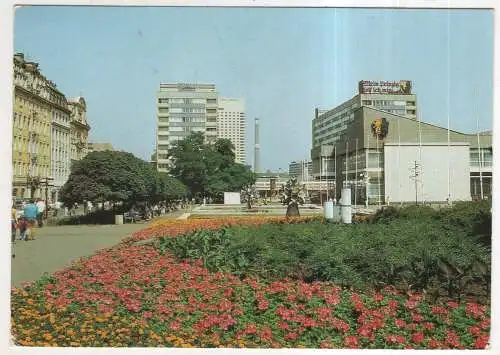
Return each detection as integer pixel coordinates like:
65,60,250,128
11,217,490,348
122,216,320,244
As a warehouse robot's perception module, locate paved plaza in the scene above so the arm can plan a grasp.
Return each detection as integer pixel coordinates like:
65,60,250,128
10,223,148,287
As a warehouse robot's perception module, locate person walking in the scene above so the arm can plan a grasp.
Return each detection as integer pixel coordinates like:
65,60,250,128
11,202,18,243
22,199,39,241
36,199,46,228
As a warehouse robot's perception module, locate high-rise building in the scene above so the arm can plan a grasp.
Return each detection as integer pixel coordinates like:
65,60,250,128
12,53,89,202
156,83,218,172
311,80,417,181
289,160,313,181
217,97,246,164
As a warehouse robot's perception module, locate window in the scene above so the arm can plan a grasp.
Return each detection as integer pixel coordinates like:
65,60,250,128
158,98,169,104
362,100,372,105
407,109,416,115
158,108,169,113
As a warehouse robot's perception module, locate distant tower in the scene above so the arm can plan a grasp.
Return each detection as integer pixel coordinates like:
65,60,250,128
254,118,260,173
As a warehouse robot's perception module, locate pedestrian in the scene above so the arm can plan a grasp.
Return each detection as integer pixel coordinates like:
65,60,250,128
11,202,18,243
36,199,46,227
22,199,39,241
54,200,62,217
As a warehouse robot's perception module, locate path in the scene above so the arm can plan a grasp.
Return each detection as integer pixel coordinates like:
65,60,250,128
10,223,147,287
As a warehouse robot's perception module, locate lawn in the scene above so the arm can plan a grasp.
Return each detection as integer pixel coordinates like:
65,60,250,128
11,203,491,348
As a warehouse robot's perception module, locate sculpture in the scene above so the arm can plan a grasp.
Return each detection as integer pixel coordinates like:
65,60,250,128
281,178,306,217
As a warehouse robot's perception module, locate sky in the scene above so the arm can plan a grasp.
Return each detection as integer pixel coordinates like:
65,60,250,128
13,6,493,172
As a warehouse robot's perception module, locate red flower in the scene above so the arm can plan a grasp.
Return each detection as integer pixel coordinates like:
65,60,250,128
374,293,384,302
320,342,331,348
469,325,481,336
385,334,406,344
394,319,407,328
447,301,459,309
142,311,153,319
257,299,269,311
411,332,424,344
428,339,442,349
422,322,435,330
358,327,372,338
168,321,181,330
411,312,424,322
431,306,448,315
474,334,489,349
261,326,273,342
284,332,298,341
388,300,398,309
344,335,359,348
278,321,289,330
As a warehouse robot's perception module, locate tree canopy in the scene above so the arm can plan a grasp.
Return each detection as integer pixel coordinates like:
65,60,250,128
60,150,187,206
168,132,256,200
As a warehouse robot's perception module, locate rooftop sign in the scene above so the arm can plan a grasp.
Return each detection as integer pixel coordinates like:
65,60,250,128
359,80,412,95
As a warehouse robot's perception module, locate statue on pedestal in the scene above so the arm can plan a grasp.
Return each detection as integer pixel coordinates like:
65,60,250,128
281,178,306,217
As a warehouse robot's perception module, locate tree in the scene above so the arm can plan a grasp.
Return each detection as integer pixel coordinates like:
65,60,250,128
282,178,306,217
153,172,188,202
60,150,156,207
168,132,256,200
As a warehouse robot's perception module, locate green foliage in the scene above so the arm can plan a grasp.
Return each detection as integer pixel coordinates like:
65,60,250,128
154,172,188,203
167,132,256,199
60,150,187,206
157,202,491,302
60,151,156,205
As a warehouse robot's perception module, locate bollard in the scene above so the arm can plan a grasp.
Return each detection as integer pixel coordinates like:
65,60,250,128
341,188,352,224
115,214,124,225
324,201,334,220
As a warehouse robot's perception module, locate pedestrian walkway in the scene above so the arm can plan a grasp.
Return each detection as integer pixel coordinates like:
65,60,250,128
10,223,147,287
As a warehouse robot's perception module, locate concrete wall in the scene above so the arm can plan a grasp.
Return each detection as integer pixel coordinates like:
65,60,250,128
384,143,471,203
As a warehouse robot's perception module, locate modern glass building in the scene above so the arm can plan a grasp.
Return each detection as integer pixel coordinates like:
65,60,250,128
311,105,492,205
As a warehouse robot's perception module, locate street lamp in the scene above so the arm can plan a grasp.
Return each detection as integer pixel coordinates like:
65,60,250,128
359,172,369,208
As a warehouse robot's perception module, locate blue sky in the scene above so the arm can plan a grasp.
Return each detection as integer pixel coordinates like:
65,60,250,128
14,6,493,171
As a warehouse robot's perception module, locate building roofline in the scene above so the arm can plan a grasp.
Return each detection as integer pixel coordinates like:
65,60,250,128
358,106,470,136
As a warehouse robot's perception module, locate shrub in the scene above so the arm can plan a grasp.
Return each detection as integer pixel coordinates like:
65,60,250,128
157,205,491,302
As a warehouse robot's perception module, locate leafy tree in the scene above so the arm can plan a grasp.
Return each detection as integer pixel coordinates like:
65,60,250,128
154,172,188,202
60,150,156,207
168,132,256,200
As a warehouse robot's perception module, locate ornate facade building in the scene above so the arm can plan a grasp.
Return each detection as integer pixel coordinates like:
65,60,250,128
13,53,54,199
12,53,90,202
68,97,90,162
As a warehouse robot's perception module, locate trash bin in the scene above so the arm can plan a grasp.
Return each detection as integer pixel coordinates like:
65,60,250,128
115,214,124,225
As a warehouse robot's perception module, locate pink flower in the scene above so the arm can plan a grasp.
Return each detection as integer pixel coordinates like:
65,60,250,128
358,327,372,338
142,311,153,319
278,321,289,330
422,322,435,330
388,300,399,309
474,334,490,349
344,335,360,348
168,321,181,330
447,301,459,309
411,332,424,344
257,299,269,311
431,306,448,315
394,319,407,328
469,325,481,336
284,332,298,341
411,312,424,322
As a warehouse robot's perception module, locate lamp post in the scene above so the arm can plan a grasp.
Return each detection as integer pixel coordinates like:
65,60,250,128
360,172,369,208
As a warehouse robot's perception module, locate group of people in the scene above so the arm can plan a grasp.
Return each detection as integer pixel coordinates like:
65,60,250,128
11,199,46,243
